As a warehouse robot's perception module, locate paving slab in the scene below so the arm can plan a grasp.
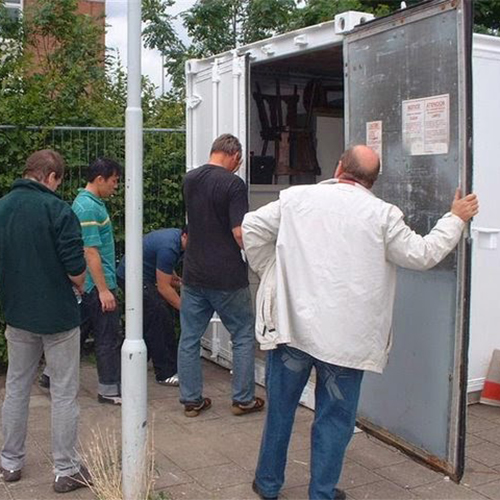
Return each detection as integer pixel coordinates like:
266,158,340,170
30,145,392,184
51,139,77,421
215,482,260,500
469,405,500,424
337,460,382,490
374,458,442,489
281,484,310,499
74,487,98,500
412,478,491,499
151,450,194,490
346,436,407,470
468,434,488,447
475,425,500,447
468,415,500,434
187,462,253,491
160,434,233,471
467,441,500,468
209,431,261,471
472,479,500,499
461,458,500,488
348,479,419,499
6,482,59,500
164,481,216,500
0,484,11,500
1,360,500,499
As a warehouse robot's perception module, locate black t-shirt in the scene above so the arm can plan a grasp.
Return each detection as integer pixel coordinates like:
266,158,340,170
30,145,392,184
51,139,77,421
183,164,249,290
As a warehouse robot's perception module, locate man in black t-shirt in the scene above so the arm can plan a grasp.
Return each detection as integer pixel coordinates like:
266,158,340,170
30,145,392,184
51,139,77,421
179,134,264,418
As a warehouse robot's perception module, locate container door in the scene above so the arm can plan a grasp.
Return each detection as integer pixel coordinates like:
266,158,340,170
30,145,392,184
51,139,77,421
185,52,249,365
186,52,249,182
344,0,472,480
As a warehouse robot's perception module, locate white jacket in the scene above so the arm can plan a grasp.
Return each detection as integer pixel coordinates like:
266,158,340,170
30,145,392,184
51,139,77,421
242,179,465,373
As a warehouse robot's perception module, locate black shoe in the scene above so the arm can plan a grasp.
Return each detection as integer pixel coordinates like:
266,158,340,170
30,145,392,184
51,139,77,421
38,373,50,389
54,465,92,493
97,394,122,406
1,466,21,483
334,488,346,500
252,480,278,500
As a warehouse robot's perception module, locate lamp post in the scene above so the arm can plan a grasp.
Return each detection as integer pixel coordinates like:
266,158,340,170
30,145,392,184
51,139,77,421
122,1,148,498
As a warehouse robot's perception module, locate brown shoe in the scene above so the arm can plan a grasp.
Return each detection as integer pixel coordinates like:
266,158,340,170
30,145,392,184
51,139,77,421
1,466,21,483
53,465,92,493
184,397,212,417
232,396,265,416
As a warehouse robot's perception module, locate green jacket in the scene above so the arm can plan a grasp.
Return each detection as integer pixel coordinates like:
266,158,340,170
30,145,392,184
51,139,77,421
0,179,86,334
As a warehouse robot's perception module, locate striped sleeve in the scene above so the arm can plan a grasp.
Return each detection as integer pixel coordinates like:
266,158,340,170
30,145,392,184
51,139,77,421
72,199,104,248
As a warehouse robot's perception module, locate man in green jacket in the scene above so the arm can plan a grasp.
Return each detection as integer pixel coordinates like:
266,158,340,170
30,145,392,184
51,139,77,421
0,150,91,493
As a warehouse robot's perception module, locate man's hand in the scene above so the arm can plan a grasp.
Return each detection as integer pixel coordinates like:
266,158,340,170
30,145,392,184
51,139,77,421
451,188,479,222
157,269,181,310
232,226,244,249
171,274,182,290
99,289,116,312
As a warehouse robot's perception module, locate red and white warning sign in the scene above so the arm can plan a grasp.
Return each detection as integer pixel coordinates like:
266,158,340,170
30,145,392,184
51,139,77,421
402,94,449,156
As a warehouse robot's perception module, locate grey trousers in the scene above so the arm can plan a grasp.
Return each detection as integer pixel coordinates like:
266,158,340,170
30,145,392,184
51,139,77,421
1,325,81,477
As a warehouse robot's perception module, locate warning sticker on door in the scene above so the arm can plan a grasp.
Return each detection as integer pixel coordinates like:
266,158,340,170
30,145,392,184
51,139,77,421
402,94,449,156
366,120,383,170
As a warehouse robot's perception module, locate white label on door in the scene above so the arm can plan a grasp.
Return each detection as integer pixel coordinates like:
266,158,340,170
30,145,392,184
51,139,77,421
366,120,383,171
402,94,449,156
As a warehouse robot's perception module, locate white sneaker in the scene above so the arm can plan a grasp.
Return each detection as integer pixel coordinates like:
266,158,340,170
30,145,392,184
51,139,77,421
156,374,179,386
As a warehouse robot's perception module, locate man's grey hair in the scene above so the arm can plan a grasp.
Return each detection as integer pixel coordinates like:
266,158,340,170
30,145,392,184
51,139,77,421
23,149,65,182
339,146,380,188
210,134,242,157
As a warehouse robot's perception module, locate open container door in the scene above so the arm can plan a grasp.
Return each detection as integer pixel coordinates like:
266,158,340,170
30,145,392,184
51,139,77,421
186,52,249,179
344,0,472,481
185,51,249,366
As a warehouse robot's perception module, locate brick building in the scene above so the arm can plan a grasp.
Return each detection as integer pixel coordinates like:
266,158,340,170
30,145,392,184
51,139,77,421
4,0,105,29
3,0,106,65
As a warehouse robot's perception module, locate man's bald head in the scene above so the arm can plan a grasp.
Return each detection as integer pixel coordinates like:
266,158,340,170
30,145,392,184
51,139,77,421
335,145,381,189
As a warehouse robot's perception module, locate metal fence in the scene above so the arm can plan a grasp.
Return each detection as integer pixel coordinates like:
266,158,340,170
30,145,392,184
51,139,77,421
0,125,186,257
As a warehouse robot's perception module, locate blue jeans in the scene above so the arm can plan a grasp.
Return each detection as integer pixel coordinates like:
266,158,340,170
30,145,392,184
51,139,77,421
178,285,255,405
255,345,364,500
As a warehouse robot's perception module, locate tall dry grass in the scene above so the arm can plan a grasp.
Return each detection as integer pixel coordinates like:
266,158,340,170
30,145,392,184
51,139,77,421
80,422,156,500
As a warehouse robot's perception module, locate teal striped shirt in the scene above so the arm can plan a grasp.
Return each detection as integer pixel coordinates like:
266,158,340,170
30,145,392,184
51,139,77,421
72,189,116,292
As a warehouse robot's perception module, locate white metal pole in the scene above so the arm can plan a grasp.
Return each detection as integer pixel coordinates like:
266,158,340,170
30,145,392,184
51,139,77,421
122,1,147,499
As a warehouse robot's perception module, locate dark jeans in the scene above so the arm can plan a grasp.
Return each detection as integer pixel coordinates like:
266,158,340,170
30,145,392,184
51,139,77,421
82,288,122,396
117,278,178,381
143,282,178,380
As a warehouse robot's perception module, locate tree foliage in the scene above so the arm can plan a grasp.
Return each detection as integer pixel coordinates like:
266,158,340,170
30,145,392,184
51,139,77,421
0,0,187,367
0,0,116,126
144,0,500,95
474,0,500,35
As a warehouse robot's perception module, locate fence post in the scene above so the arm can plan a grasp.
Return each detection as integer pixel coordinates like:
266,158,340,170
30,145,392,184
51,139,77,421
122,1,147,499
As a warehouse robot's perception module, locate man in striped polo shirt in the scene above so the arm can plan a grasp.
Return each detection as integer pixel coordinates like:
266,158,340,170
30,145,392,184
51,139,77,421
73,158,123,405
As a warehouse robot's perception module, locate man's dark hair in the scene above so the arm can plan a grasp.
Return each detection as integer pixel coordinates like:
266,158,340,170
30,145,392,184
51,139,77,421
339,146,380,188
23,149,65,182
87,157,122,183
210,134,242,157
181,225,188,235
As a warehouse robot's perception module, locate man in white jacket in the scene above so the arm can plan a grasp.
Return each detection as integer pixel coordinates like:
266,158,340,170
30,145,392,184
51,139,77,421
242,145,478,500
